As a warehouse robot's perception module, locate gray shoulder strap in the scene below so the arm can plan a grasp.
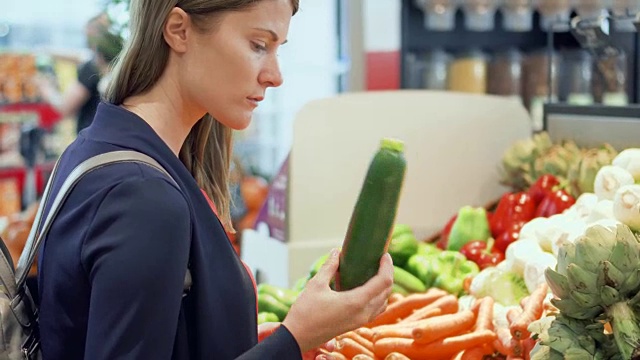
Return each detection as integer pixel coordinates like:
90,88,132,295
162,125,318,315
14,151,180,293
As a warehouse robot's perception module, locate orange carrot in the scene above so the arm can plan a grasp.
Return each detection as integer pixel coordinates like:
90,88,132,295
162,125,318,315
355,327,375,342
384,352,411,360
337,331,374,352
506,357,524,360
389,293,404,304
324,352,348,360
474,297,494,331
401,294,458,323
353,354,375,360
470,298,481,316
372,326,414,341
510,283,548,340
336,338,377,359
461,345,493,360
367,289,447,327
506,307,523,325
493,327,516,356
399,307,443,323
519,296,529,309
452,351,465,360
522,337,536,360
318,349,348,360
412,310,476,344
463,276,473,294
511,339,524,357
373,318,435,333
374,330,497,360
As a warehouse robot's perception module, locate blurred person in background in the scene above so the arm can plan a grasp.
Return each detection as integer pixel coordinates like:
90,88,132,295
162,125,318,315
38,13,124,134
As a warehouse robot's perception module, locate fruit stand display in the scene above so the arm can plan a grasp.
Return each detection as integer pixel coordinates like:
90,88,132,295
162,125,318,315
244,91,640,359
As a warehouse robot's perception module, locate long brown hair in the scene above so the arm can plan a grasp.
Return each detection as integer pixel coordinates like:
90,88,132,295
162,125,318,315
106,0,298,229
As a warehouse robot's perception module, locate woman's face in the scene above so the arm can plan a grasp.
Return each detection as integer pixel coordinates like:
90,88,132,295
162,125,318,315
180,0,292,130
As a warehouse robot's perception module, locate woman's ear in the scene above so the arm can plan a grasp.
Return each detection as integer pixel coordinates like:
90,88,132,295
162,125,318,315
163,7,191,53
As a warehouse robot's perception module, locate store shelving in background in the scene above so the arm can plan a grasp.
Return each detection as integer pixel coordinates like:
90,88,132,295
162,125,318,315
401,0,640,130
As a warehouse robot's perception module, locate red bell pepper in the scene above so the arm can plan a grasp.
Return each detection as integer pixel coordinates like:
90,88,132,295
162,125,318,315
494,220,526,253
528,174,560,205
535,189,576,218
437,213,458,250
490,192,536,237
459,238,505,270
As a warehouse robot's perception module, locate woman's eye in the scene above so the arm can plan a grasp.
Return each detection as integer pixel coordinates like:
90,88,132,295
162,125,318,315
252,42,267,52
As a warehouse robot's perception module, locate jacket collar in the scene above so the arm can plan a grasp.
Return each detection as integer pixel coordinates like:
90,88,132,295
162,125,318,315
83,102,206,200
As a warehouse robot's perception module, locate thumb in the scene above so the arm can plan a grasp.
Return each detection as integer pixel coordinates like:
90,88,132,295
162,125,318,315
312,248,341,286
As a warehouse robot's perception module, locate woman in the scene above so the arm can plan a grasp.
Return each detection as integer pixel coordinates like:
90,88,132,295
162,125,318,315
36,0,394,359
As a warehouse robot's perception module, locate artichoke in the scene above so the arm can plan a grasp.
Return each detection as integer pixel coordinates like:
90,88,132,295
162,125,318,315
567,144,618,198
499,132,555,190
530,315,623,360
544,223,640,360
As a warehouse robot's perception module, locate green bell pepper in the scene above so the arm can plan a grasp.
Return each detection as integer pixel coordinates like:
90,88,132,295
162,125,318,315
431,251,480,296
405,253,439,288
446,206,491,251
417,242,442,257
388,232,419,267
391,223,414,238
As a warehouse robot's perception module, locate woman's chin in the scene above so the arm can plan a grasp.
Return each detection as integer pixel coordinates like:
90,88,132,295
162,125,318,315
215,113,253,131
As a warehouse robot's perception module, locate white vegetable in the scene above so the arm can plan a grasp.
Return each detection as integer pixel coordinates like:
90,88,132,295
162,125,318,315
469,267,529,306
518,217,562,253
585,200,615,224
550,220,588,255
594,165,635,201
496,258,515,273
505,237,544,276
569,193,599,220
613,184,640,231
523,252,557,293
612,148,640,182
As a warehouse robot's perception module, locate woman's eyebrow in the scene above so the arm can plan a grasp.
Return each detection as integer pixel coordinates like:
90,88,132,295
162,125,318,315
253,27,288,44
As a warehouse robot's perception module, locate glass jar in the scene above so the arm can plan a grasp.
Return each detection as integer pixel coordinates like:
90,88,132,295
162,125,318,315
423,49,452,90
593,51,629,105
575,0,608,20
612,0,640,32
502,0,534,32
564,50,595,105
537,0,572,31
404,52,427,89
462,0,498,31
523,50,560,131
488,48,523,100
415,0,457,31
447,50,488,94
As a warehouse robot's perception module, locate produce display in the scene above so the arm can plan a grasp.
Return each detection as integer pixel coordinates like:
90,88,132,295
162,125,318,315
255,132,640,359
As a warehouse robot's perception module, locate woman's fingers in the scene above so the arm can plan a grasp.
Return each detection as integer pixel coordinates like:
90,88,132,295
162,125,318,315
346,253,394,300
310,248,340,287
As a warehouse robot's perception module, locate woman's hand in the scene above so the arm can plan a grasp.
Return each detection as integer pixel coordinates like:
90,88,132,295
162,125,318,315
282,248,394,353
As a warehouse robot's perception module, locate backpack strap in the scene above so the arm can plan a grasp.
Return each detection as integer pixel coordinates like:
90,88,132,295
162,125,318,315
14,151,189,294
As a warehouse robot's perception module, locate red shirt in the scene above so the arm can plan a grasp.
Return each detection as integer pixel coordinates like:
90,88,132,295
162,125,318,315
200,190,258,314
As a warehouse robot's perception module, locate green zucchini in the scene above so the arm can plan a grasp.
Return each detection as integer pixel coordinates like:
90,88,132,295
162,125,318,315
257,293,290,322
393,266,426,293
257,283,298,307
336,138,407,291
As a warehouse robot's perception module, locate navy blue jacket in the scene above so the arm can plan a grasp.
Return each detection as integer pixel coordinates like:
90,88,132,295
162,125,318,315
37,103,302,360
